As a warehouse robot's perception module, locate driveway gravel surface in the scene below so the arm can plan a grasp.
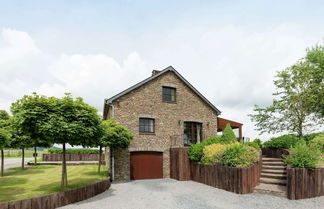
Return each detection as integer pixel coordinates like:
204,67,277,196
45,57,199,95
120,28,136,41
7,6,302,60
3,157,33,170
61,178,324,209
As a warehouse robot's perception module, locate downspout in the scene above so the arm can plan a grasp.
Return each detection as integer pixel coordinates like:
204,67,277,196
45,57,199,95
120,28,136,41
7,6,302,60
108,102,115,181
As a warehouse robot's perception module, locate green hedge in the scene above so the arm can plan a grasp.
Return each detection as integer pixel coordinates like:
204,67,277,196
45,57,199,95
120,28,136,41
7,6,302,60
48,148,100,154
263,134,300,149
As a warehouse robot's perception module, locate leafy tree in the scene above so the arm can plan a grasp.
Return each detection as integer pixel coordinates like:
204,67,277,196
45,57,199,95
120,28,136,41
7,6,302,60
10,118,32,169
306,45,324,117
0,110,11,176
249,55,323,138
98,119,133,175
221,123,237,143
11,93,52,165
38,94,102,187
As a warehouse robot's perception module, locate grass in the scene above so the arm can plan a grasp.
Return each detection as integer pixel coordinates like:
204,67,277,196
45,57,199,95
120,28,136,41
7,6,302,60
0,165,107,202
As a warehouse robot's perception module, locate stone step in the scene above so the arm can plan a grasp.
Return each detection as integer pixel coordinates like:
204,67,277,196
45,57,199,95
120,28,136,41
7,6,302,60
262,161,285,166
261,173,287,180
262,157,283,162
260,177,286,186
262,165,286,170
262,169,287,175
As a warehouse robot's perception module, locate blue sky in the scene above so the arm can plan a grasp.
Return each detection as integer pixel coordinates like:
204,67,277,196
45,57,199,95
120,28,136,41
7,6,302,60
0,0,323,140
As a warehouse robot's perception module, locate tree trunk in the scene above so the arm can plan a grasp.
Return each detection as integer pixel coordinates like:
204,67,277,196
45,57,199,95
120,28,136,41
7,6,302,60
22,148,25,169
61,143,68,187
1,149,4,177
34,146,37,166
98,145,102,173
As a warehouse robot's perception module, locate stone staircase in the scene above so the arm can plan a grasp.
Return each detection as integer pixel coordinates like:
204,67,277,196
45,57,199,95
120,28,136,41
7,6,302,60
254,156,287,196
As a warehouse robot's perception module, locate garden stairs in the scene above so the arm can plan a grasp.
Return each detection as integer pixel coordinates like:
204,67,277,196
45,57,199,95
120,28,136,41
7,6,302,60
254,156,287,196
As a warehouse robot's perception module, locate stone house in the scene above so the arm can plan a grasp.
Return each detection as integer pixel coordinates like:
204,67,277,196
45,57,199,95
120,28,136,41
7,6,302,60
103,66,242,181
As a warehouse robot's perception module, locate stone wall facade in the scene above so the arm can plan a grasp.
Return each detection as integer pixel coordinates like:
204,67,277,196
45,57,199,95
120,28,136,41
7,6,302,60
106,71,219,180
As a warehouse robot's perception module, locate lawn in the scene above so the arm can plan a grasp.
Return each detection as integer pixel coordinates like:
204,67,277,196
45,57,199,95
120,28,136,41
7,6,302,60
0,165,107,202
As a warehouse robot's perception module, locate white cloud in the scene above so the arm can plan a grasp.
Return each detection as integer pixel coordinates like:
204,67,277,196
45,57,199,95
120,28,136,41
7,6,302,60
0,25,322,141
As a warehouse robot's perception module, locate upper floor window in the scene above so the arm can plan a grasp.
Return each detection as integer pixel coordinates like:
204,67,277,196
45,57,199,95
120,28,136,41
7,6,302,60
139,118,155,133
162,87,176,102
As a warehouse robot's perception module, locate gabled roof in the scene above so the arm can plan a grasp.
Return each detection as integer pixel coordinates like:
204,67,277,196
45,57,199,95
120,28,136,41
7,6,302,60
105,66,221,115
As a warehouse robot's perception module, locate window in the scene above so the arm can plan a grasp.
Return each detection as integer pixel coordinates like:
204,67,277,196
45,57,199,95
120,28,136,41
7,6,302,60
162,87,176,102
183,122,202,146
139,118,155,133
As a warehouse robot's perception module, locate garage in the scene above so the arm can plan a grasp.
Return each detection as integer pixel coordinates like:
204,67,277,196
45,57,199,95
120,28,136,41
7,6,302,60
130,151,163,180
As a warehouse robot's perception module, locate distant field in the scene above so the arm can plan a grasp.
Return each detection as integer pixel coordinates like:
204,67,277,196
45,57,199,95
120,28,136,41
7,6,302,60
3,149,47,158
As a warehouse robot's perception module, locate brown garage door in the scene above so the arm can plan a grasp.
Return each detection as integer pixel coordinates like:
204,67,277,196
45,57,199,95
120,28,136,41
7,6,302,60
130,151,163,180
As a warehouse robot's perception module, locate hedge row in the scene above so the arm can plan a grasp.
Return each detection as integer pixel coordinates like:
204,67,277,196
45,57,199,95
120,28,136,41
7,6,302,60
48,148,100,154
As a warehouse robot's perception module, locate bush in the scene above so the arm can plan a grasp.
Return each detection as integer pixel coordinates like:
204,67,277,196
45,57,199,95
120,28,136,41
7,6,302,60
309,134,324,153
48,148,100,154
303,132,324,142
188,136,223,163
221,123,237,143
245,142,261,151
221,143,259,168
201,144,227,165
263,134,299,149
284,140,321,169
252,138,262,148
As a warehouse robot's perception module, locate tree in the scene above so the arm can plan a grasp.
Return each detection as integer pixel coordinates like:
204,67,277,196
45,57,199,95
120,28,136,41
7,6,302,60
38,94,102,187
250,57,323,138
0,110,11,176
10,118,32,169
306,45,324,117
11,93,52,165
96,119,133,174
221,123,237,143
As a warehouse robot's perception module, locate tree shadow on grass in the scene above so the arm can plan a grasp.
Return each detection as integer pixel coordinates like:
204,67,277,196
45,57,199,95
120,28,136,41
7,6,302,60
6,167,46,176
0,176,28,187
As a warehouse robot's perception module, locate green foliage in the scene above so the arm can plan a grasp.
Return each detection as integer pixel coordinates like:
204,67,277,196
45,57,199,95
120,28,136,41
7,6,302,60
245,142,261,151
309,134,324,153
221,143,259,168
263,134,299,149
201,144,226,165
221,123,237,143
303,132,323,142
188,136,223,163
284,140,321,169
48,148,100,154
99,119,133,150
0,129,11,150
253,138,262,148
249,44,324,138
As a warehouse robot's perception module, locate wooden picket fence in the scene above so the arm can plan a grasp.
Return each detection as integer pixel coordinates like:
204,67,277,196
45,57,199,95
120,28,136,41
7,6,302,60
170,148,262,194
287,167,324,200
0,178,111,209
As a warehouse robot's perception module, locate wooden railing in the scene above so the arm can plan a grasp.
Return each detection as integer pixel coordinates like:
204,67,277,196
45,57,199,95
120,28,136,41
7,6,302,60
170,148,262,194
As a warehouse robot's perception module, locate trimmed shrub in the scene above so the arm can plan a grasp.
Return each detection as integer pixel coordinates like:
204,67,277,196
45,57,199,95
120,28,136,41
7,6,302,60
245,142,261,151
221,123,237,143
201,144,227,165
252,138,262,148
48,148,100,154
221,143,259,168
303,132,324,142
309,134,324,153
284,140,321,169
263,134,299,149
188,136,223,163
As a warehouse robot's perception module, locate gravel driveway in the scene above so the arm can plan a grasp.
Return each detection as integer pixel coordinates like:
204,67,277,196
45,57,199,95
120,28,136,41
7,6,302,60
3,157,33,170
61,179,324,209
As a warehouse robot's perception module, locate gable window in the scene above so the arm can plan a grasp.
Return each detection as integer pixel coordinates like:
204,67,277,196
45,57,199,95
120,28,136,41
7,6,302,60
139,118,155,133
162,87,176,102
